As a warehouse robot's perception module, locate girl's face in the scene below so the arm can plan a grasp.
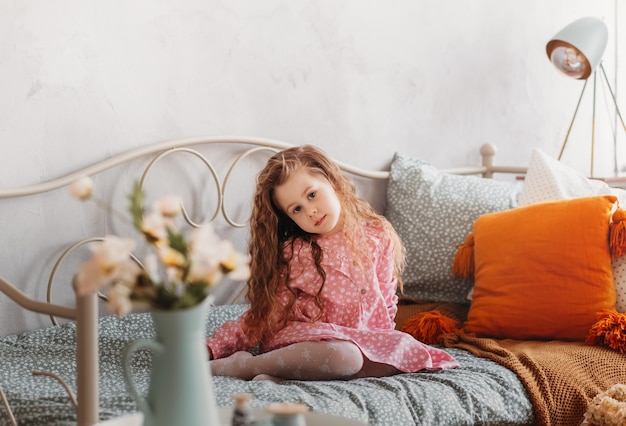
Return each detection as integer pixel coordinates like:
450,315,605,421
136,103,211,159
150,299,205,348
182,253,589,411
273,168,342,235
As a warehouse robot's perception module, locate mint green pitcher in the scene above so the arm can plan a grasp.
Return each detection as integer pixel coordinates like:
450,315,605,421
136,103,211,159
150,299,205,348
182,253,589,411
123,297,220,426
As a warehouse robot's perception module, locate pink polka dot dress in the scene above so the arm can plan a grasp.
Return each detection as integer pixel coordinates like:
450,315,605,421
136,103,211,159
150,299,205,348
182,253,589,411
207,220,458,373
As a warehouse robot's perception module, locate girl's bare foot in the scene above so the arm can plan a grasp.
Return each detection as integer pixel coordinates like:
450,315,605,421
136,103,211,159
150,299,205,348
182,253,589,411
252,374,284,383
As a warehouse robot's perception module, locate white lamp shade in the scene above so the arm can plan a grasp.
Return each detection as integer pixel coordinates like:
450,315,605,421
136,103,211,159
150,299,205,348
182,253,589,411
546,17,608,80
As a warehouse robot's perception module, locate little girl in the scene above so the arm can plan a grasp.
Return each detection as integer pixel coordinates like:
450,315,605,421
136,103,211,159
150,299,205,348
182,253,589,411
206,145,458,381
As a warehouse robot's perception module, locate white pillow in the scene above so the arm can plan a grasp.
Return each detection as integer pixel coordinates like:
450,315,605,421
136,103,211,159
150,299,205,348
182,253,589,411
518,148,626,312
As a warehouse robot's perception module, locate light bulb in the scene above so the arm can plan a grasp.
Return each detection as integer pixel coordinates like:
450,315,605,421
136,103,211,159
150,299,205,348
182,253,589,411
549,45,590,79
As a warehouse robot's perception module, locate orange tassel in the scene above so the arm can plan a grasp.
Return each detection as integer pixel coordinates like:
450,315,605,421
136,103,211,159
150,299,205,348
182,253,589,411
586,309,626,354
610,208,626,259
452,233,475,279
401,310,461,345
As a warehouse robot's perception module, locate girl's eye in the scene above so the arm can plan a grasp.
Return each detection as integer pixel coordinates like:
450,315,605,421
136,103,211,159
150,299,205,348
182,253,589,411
293,206,302,214
308,191,316,200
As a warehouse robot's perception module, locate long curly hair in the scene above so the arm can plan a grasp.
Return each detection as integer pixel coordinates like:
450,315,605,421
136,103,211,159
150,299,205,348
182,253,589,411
241,145,405,347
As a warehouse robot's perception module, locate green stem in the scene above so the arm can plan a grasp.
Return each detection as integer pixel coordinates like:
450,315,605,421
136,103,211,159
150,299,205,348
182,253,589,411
91,195,133,227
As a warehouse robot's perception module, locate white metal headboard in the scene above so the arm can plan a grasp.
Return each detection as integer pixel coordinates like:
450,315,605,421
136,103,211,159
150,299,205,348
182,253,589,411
0,137,527,200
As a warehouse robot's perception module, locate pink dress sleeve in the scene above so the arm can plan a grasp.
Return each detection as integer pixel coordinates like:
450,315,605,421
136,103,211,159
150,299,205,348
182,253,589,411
205,318,253,359
374,225,399,325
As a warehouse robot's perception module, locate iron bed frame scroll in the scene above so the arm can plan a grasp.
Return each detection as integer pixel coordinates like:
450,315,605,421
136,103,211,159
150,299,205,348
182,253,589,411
0,136,525,426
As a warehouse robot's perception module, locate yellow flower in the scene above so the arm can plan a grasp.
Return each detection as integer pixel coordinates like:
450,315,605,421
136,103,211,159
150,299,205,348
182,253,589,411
158,244,186,268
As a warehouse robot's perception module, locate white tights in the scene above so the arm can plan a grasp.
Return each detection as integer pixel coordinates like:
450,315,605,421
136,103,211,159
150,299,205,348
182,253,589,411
209,340,399,382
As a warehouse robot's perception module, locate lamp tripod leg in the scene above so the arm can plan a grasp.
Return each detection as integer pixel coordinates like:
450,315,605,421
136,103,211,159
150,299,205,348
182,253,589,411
600,64,626,175
591,72,598,177
600,64,626,135
559,79,589,161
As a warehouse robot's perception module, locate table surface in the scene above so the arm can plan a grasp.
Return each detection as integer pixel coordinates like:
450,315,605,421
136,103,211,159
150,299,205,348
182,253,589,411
95,407,367,426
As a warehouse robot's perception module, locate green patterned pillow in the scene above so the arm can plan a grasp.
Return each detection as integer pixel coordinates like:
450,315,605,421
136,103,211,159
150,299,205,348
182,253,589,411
385,153,522,303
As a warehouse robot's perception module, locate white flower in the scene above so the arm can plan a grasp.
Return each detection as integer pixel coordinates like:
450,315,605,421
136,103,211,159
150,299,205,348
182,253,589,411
187,229,250,285
108,284,133,316
141,212,169,242
75,257,114,296
187,226,222,282
190,224,221,249
226,251,251,281
69,176,94,200
91,236,137,272
75,237,140,296
153,195,182,218
165,266,182,283
216,240,251,281
115,259,143,286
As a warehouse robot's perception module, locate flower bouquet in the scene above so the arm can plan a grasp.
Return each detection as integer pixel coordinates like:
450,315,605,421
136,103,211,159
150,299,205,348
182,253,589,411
70,177,250,314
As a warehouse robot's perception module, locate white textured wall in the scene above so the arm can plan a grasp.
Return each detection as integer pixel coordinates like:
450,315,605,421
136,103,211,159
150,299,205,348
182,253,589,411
0,0,623,335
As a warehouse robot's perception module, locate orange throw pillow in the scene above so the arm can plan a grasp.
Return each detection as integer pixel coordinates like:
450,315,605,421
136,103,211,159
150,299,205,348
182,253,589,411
463,195,617,341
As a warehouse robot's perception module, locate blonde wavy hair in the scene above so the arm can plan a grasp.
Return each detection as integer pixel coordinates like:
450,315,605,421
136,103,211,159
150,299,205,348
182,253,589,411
241,145,406,347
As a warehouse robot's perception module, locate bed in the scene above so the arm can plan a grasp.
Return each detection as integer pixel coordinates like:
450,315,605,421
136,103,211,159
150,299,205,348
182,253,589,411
0,136,624,426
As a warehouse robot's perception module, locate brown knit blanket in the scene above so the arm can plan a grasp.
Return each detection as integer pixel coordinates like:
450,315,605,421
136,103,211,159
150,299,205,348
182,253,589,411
396,301,626,426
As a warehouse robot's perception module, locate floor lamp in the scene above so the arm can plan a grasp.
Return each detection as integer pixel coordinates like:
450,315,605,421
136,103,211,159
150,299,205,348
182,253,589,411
546,16,626,177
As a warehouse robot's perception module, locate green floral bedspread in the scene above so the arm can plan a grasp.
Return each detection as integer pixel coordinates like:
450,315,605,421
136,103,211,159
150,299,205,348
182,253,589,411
0,305,534,426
